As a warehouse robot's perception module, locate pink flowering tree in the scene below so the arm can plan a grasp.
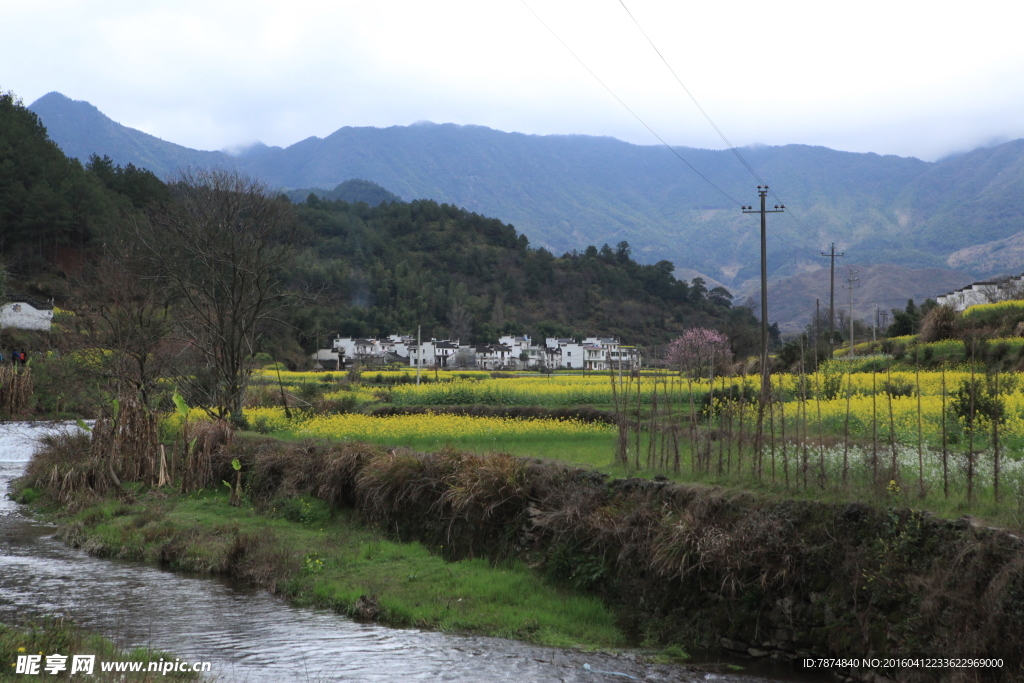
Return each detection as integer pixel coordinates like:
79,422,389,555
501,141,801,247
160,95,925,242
666,328,731,379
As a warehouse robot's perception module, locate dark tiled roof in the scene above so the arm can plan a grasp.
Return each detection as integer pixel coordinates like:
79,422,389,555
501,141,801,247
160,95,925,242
5,294,53,310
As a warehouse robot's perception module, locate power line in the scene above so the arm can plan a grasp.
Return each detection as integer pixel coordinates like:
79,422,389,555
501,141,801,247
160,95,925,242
526,1,834,269
614,0,831,255
616,0,766,186
519,0,741,206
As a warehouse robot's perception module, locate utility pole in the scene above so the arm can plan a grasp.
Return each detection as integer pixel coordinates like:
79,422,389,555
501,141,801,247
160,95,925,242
742,186,784,400
416,324,421,386
844,269,859,359
821,243,844,356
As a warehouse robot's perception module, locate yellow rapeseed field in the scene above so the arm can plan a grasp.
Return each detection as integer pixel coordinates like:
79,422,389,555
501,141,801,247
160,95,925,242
240,407,610,441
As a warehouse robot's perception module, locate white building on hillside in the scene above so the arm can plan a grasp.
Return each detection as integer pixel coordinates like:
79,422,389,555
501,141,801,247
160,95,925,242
936,274,1024,312
0,295,53,332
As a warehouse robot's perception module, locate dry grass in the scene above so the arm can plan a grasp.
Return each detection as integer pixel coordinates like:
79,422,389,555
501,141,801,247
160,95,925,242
22,429,110,507
180,419,232,492
0,365,33,415
441,451,527,519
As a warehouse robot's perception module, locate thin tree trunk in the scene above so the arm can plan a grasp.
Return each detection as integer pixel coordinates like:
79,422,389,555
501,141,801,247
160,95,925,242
915,348,925,498
872,371,879,489
843,366,852,485
885,365,898,487
941,367,949,500
968,341,977,505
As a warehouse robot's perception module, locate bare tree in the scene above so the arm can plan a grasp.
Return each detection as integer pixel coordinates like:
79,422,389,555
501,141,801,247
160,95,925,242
980,276,1024,303
448,300,472,343
73,242,174,409
141,169,296,425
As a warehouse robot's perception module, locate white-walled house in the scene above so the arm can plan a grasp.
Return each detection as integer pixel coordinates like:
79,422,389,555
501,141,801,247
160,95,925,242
936,274,1024,312
312,348,341,370
407,339,461,368
331,337,386,363
0,295,53,332
408,341,435,368
579,337,638,371
311,330,640,371
473,344,513,369
545,337,585,369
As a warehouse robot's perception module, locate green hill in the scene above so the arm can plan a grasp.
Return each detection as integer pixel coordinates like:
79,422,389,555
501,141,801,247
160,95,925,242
285,179,400,206
284,195,760,353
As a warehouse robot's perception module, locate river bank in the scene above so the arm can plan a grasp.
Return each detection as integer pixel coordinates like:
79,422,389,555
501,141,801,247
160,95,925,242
3,422,784,682
16,427,1024,681
45,489,631,653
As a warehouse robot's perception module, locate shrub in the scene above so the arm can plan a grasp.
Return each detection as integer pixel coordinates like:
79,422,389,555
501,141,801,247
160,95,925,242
881,380,913,398
271,494,332,526
918,305,959,342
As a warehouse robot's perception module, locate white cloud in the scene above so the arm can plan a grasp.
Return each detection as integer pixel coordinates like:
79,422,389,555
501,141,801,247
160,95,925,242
4,0,1024,159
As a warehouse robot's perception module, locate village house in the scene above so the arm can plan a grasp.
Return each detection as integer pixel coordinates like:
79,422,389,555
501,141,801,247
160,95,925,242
472,343,513,369
408,339,461,368
545,337,585,369
313,331,639,371
936,273,1024,312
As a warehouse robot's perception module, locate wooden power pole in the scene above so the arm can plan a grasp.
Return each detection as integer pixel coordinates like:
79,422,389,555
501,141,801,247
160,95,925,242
821,243,844,356
742,186,784,401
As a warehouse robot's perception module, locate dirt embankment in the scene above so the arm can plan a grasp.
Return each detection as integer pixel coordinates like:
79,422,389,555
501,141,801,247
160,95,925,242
23,436,1024,682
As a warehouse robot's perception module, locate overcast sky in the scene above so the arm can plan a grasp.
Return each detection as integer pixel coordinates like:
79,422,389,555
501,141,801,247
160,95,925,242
4,0,1024,161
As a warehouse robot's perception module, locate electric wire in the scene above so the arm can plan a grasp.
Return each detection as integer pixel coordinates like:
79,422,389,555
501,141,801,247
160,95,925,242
524,0,837,290
519,0,742,207
616,0,831,253
616,0,767,187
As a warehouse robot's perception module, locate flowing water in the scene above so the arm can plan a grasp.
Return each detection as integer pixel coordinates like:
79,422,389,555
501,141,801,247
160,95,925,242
0,422,816,682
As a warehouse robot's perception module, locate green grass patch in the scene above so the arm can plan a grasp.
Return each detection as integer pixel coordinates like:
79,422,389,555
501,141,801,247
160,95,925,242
0,618,197,681
58,490,626,652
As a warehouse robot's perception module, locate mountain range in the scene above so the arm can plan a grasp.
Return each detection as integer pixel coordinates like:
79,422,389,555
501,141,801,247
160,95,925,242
31,91,1024,329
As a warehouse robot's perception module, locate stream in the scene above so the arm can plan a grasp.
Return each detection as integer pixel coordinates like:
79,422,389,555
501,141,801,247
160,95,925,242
0,422,819,682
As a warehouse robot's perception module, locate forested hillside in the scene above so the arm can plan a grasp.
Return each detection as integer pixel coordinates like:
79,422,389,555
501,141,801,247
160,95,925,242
3,90,760,359
0,91,163,277
284,179,399,206
284,194,761,354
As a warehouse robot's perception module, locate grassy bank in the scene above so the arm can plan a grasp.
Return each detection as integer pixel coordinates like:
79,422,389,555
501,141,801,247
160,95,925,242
30,484,627,653
1,617,199,681
20,428,1024,680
